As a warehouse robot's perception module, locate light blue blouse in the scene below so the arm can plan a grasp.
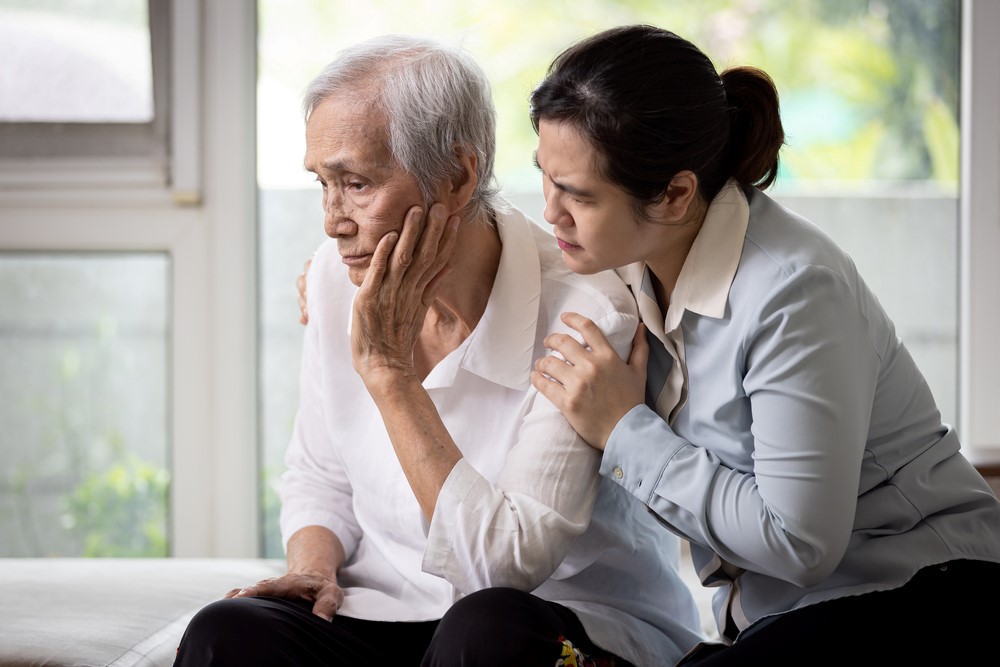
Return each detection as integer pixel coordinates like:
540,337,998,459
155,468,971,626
602,182,1000,642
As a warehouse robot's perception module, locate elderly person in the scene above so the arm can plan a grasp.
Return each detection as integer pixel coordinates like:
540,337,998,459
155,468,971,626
173,35,704,667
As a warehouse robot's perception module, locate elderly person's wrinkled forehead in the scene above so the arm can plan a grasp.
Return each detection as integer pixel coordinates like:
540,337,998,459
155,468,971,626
302,34,503,223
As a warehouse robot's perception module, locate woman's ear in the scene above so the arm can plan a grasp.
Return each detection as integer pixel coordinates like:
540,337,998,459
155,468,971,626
445,149,479,214
651,170,699,223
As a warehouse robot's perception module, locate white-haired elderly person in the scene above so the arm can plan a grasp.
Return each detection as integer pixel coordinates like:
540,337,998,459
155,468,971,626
172,34,705,667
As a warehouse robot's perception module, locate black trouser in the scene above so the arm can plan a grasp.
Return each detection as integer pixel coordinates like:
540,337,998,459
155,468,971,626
173,587,630,667
680,559,1000,666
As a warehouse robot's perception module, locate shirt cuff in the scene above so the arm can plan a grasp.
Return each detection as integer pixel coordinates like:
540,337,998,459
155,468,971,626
600,404,686,503
421,458,480,579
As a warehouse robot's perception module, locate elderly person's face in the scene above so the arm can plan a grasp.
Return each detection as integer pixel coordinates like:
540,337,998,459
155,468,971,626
304,92,429,287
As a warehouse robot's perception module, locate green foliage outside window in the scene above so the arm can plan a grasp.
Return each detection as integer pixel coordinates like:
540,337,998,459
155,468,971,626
64,453,169,557
259,0,959,192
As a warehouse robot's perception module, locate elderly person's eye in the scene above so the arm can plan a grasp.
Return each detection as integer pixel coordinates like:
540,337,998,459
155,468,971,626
347,180,367,191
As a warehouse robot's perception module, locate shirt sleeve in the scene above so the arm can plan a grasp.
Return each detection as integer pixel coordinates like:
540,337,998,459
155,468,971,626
422,308,639,594
278,243,363,559
603,265,878,587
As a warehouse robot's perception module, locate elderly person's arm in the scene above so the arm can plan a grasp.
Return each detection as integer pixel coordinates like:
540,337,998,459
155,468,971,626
349,203,464,517
353,204,637,593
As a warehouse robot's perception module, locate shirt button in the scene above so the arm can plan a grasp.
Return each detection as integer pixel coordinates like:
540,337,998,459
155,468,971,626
613,466,624,479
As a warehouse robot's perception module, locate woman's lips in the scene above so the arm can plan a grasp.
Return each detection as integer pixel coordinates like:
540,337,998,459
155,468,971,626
556,238,581,252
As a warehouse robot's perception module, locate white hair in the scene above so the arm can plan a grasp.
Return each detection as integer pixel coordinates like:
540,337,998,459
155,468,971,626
303,34,504,221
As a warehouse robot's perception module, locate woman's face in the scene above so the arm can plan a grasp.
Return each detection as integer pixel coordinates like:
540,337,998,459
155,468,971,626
535,120,663,275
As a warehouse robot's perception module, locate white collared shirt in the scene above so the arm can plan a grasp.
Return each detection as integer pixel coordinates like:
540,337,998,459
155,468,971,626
605,181,1000,642
280,206,706,666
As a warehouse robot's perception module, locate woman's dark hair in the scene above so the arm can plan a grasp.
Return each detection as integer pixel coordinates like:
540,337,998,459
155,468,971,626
529,24,784,217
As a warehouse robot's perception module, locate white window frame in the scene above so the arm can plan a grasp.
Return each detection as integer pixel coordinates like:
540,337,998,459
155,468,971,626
960,0,1000,462
0,0,259,557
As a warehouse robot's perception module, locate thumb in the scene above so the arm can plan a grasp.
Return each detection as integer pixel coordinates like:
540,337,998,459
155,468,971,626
627,322,649,374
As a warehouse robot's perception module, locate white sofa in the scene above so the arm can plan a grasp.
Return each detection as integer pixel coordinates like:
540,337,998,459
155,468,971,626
0,558,285,666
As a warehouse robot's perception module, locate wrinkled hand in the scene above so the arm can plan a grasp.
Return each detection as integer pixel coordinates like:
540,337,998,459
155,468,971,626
530,313,649,450
296,257,312,325
351,203,460,382
225,572,344,622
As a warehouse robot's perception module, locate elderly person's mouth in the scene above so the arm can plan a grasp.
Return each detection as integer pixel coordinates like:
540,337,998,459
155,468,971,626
340,253,372,266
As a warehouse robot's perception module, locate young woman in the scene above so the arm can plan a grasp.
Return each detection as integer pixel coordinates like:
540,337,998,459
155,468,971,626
527,24,1000,664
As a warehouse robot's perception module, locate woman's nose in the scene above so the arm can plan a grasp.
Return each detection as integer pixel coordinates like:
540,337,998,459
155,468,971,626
543,192,571,228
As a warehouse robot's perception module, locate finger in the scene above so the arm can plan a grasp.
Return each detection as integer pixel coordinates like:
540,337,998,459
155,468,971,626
628,322,650,371
542,331,590,366
296,272,309,325
312,586,345,622
533,353,573,387
390,206,425,276
421,215,461,305
229,584,258,598
360,231,399,296
296,271,307,300
411,205,453,290
560,312,614,353
530,369,567,409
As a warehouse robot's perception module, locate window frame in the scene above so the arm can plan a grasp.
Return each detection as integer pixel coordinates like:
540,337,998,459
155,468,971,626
0,0,171,186
960,0,1000,461
0,0,259,557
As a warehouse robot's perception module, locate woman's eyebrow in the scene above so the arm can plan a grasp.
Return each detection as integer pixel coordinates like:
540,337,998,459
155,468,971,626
532,151,593,198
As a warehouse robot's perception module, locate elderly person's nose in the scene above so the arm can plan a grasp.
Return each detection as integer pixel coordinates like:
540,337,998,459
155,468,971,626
324,206,357,238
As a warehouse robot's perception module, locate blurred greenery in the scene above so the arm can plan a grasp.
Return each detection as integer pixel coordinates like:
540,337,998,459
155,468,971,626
258,0,959,192
0,254,169,558
64,453,169,557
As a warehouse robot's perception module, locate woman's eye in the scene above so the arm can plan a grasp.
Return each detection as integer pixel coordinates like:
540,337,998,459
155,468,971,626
347,180,367,192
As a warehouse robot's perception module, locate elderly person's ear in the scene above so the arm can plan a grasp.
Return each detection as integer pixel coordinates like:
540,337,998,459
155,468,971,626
445,149,478,214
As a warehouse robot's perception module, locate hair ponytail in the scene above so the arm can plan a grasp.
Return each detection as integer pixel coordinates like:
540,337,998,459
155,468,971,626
720,66,785,191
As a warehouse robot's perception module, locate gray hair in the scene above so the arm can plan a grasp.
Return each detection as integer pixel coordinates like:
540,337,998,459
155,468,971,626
303,34,504,222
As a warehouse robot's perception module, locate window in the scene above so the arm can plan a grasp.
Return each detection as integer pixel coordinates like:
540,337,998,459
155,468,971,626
256,0,985,558
0,0,169,165
0,253,169,557
0,0,258,558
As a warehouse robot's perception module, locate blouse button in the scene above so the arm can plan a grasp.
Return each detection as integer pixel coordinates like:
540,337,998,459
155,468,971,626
613,466,624,479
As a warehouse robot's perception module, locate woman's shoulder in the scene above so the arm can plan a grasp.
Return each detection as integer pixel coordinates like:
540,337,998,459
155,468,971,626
742,188,861,283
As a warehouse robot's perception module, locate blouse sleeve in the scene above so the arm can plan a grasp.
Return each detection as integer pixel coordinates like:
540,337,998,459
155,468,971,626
278,242,363,559
422,308,639,593
604,265,879,587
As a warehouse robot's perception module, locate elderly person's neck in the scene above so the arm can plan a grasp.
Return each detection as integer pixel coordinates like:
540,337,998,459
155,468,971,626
414,211,501,379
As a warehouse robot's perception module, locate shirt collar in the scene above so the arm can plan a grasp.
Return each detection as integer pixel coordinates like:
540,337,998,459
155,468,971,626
426,206,541,391
616,179,749,333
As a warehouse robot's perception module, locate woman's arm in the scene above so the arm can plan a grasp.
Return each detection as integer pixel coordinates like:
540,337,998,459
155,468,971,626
535,266,877,587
